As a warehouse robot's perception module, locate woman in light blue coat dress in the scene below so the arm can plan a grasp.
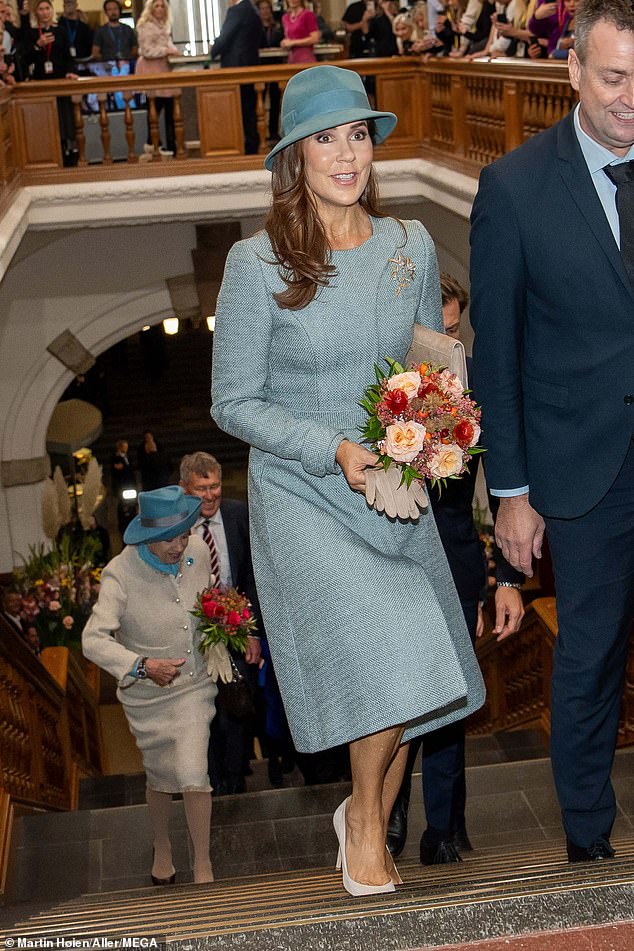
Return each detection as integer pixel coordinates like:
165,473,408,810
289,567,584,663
211,65,485,896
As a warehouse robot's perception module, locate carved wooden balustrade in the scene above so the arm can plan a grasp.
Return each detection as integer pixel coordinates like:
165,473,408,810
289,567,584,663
2,57,574,191
0,620,103,893
468,597,634,747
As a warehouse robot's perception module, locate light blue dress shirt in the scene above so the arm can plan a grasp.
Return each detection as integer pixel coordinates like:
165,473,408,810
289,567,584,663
490,104,634,497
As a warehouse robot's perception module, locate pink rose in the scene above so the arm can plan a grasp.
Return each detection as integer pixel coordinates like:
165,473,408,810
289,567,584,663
428,444,464,479
62,615,74,629
383,420,427,463
386,371,421,400
49,600,61,611
439,369,465,398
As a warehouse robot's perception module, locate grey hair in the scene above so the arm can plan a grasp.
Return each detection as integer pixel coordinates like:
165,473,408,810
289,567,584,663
575,0,634,63
180,451,222,484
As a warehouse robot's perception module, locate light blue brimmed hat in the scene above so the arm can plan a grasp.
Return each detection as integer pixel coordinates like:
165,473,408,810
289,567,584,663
123,485,201,545
264,65,397,172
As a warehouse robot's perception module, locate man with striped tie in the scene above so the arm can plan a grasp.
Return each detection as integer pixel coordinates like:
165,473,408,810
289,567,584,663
180,451,262,795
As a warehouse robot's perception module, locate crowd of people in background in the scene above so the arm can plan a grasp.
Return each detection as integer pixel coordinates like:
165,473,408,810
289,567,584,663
0,0,574,159
342,0,576,61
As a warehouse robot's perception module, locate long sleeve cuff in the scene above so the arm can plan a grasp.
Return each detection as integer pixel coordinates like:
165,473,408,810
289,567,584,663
490,486,529,497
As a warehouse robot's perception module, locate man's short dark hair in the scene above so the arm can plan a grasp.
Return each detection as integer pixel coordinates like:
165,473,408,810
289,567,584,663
440,273,469,313
575,0,634,62
103,0,122,12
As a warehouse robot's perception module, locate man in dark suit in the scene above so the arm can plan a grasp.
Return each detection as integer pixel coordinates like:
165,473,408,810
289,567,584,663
180,451,262,794
211,0,261,155
387,275,525,864
470,0,634,862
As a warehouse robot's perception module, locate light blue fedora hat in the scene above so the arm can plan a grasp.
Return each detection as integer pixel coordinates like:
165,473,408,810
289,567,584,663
123,485,201,545
264,65,397,172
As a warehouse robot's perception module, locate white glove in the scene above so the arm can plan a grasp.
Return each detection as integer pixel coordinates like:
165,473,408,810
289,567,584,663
206,642,233,683
365,467,427,520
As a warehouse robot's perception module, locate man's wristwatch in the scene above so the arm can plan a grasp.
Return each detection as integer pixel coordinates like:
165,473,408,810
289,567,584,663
136,657,149,680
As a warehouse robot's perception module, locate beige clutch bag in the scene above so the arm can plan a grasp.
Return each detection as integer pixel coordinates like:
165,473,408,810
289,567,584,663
406,324,468,387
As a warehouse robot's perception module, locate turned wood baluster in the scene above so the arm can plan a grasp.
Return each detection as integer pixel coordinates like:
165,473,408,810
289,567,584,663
72,95,86,166
97,94,112,164
148,93,160,155
173,92,185,159
123,93,136,162
255,82,266,154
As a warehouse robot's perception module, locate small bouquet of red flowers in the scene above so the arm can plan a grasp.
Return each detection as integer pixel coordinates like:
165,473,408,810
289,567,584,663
192,586,256,656
360,357,483,502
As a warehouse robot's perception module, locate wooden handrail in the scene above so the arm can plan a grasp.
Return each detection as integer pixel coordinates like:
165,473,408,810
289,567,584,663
468,597,634,747
1,57,574,187
0,621,104,896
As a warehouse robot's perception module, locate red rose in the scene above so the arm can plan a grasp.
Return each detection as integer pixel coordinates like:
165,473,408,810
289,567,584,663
242,608,251,620
418,381,439,398
384,388,409,414
227,610,241,626
202,600,217,618
213,603,227,617
201,593,213,604
454,420,475,447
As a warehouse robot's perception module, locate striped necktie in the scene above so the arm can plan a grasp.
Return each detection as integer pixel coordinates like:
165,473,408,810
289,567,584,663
603,160,634,290
201,519,221,583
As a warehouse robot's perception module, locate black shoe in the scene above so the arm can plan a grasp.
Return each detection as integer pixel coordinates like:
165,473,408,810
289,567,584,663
151,870,176,885
452,826,474,853
386,798,409,858
268,757,284,788
420,835,463,865
567,835,615,863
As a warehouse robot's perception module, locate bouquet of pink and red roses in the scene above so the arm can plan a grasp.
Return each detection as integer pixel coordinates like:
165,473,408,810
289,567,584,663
192,586,256,657
360,357,483,493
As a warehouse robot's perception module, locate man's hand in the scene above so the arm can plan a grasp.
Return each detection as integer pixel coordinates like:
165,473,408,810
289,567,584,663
495,495,545,576
244,636,261,665
493,587,524,641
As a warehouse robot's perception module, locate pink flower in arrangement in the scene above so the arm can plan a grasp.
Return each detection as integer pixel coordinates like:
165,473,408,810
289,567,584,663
383,420,427,463
49,600,61,611
62,615,74,630
241,608,251,620
428,445,464,479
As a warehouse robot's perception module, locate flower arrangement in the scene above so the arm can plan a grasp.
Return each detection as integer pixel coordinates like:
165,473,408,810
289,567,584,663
360,357,483,488
192,586,256,657
12,531,102,648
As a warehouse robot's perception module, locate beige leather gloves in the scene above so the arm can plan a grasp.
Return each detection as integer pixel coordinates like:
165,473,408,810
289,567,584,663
365,467,428,520
206,642,233,683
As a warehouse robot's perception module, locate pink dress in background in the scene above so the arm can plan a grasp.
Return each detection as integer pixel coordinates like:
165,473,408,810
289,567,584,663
282,8,318,64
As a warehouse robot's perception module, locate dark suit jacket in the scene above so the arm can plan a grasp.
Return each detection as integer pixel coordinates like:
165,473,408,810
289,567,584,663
220,498,264,637
211,0,261,67
470,111,634,520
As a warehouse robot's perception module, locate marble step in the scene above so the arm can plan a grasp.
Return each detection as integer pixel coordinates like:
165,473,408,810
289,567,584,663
4,839,634,951
7,750,634,905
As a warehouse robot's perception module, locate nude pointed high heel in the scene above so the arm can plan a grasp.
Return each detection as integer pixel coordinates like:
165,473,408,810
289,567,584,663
333,798,395,897
386,845,403,885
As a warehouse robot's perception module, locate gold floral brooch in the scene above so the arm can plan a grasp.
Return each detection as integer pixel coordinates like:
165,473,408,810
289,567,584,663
388,255,416,296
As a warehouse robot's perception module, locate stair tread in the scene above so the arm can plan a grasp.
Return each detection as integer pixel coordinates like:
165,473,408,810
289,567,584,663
6,839,634,941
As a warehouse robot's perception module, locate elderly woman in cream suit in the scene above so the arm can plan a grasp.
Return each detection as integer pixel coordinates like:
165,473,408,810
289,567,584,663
83,485,217,885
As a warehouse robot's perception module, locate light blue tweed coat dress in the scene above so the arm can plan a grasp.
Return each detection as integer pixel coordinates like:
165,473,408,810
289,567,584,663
211,216,485,753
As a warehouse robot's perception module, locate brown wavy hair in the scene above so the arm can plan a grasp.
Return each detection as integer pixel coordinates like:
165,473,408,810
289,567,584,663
264,122,386,311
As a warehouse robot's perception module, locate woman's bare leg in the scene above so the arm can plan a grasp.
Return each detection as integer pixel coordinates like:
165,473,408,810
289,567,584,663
346,725,405,885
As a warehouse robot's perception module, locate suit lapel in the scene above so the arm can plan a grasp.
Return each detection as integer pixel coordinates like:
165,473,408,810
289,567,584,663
556,114,634,303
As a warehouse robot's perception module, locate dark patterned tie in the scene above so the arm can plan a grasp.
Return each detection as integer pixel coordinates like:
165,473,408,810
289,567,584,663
603,160,634,290
201,519,221,583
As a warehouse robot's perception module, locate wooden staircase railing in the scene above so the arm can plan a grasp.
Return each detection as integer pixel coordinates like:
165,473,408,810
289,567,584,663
1,57,574,190
0,619,103,896
468,596,634,747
